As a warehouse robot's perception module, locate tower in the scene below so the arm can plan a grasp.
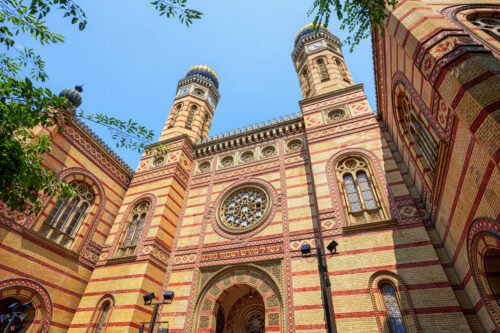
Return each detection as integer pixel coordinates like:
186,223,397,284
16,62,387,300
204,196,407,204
292,24,354,99
69,66,221,329
159,65,220,143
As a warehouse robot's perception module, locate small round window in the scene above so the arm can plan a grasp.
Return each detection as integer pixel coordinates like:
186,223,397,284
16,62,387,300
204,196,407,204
221,156,234,168
328,109,346,122
287,139,302,152
217,184,272,234
261,146,276,158
241,151,255,163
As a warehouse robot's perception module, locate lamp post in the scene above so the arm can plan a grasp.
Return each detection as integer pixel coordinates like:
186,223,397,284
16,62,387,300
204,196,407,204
301,240,338,333
140,291,174,333
0,301,32,333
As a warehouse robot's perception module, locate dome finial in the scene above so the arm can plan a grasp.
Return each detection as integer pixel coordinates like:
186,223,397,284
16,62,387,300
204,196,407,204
185,65,219,89
59,85,83,108
294,23,331,46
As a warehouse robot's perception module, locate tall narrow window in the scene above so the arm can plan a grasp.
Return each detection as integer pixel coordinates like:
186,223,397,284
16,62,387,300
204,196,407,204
95,301,110,333
185,105,198,129
335,59,349,82
44,181,94,243
317,58,329,81
169,103,182,128
399,92,438,182
117,201,150,257
336,156,389,226
201,114,209,137
380,283,407,333
302,68,311,90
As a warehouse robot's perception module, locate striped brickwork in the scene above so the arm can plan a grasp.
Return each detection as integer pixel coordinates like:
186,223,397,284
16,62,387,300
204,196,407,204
0,121,132,331
372,0,500,331
69,135,193,331
2,2,499,331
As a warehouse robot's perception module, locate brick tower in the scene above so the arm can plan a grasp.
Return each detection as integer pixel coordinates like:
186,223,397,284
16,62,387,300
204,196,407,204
69,66,220,330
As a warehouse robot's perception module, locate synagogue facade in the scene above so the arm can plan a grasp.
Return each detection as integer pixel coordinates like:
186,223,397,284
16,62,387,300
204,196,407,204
0,0,499,332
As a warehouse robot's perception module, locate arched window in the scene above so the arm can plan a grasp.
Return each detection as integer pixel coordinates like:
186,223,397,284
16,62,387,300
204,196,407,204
369,272,420,333
89,296,114,333
95,301,110,333
117,201,151,257
398,91,438,182
169,103,182,128
302,67,311,90
336,156,390,227
44,181,94,244
201,113,209,137
185,104,198,129
317,58,329,81
380,282,407,333
335,58,349,82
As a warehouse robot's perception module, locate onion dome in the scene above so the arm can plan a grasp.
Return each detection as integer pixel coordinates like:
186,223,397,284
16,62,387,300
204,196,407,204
294,23,331,46
59,85,83,108
186,65,219,89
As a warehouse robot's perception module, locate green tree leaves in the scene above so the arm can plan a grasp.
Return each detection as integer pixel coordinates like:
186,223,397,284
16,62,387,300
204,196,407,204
0,0,184,214
309,0,398,51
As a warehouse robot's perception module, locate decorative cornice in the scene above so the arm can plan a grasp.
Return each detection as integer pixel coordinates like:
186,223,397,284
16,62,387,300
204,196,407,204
291,30,342,61
299,83,365,107
194,112,304,157
71,118,134,175
177,74,221,103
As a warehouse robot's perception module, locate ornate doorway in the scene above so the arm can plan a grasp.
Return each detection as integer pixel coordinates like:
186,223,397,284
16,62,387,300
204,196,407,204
191,266,283,332
216,285,265,333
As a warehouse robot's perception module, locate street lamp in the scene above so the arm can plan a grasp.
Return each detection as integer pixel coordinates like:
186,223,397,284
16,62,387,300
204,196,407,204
0,301,33,333
301,239,338,333
140,291,174,333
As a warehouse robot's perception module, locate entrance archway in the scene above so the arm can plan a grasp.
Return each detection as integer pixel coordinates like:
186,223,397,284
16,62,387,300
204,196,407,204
191,266,283,332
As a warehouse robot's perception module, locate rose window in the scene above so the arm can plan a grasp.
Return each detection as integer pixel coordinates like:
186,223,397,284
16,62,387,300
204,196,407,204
328,109,346,122
245,311,265,333
220,156,234,168
261,146,276,158
152,156,164,168
287,139,302,152
241,151,255,163
199,161,211,173
217,185,271,233
470,16,500,42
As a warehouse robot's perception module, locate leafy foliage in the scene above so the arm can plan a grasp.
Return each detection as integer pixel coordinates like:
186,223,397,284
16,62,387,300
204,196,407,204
0,0,192,214
309,0,398,51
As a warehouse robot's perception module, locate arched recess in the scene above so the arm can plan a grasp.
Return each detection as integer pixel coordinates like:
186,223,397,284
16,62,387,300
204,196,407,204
190,265,284,332
326,149,398,230
112,193,157,258
87,294,115,333
0,278,53,332
369,271,421,333
467,217,500,331
30,167,106,253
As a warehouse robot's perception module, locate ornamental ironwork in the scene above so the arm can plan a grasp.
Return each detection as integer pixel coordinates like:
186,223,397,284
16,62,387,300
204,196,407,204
217,184,271,233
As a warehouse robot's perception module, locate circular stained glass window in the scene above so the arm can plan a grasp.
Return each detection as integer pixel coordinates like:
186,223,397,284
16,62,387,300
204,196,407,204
217,184,272,234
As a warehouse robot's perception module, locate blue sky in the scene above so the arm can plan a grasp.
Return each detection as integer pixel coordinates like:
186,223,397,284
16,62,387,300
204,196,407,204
36,0,376,169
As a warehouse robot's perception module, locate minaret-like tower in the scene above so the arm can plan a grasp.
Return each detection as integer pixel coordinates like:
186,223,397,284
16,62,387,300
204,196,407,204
292,24,354,98
159,65,220,143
